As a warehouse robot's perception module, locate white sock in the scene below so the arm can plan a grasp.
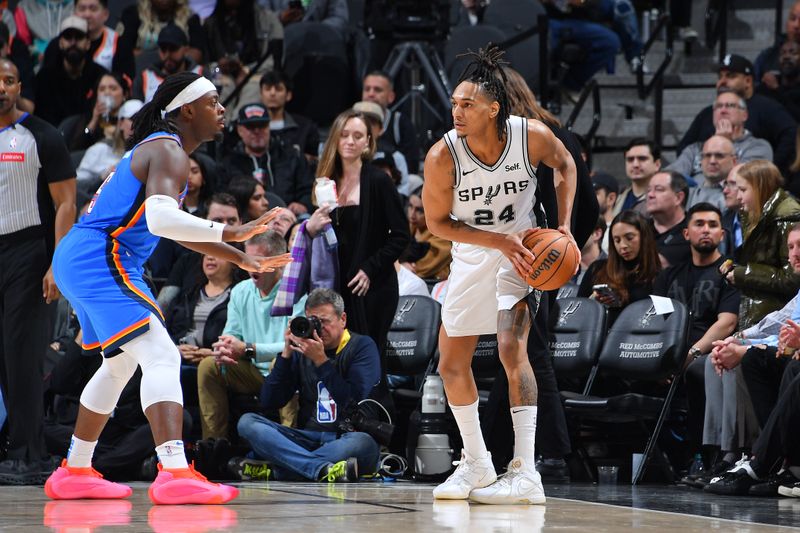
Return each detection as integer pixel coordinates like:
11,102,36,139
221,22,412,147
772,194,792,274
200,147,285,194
511,405,537,468
66,435,97,468
155,440,188,470
450,400,488,461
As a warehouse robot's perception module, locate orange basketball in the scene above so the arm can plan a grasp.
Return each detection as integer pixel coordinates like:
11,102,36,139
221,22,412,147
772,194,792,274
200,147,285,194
521,229,579,290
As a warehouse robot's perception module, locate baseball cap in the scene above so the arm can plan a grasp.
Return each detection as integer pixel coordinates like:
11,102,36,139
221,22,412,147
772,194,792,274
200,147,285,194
157,24,188,48
237,103,270,126
717,54,753,76
118,99,143,120
591,172,619,195
60,15,87,36
353,101,386,123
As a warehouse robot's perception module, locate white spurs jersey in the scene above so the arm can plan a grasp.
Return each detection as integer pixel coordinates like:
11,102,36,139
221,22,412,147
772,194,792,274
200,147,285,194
444,115,539,233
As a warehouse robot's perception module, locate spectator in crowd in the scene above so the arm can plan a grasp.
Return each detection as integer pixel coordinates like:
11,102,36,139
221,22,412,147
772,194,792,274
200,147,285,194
757,39,800,123
198,232,305,440
167,252,245,362
183,153,215,215
33,15,107,127
678,54,797,174
156,193,242,312
652,203,739,472
361,71,420,173
670,90,773,182
266,207,297,241
575,216,607,286
670,0,699,41
613,138,661,217
228,175,270,223
703,224,800,496
76,98,142,188
42,0,135,77
60,71,130,151
720,160,800,330
133,24,204,104
592,172,618,253
353,101,410,196
219,103,313,214
260,0,349,35
647,170,691,268
0,21,35,112
233,288,380,482
116,0,204,60
578,210,661,323
406,186,451,281
682,135,737,213
754,0,800,88
203,0,283,115
14,0,74,58
0,58,76,484
260,70,320,162
302,109,409,372
540,0,621,100
721,164,744,257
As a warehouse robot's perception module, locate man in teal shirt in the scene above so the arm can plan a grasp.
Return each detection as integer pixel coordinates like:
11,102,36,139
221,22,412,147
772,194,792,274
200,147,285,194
197,231,305,439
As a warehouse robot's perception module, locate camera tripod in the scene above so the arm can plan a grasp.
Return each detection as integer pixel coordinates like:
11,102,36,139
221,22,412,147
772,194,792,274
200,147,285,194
382,41,452,128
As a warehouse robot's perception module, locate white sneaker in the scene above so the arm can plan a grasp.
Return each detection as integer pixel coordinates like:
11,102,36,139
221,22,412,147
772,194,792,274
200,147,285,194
470,457,546,505
432,451,497,500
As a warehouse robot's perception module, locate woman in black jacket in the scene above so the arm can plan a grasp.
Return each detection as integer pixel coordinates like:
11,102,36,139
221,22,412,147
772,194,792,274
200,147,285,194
305,109,410,367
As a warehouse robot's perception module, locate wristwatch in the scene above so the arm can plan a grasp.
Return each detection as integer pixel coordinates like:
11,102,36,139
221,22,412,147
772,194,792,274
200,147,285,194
243,343,256,361
688,346,702,359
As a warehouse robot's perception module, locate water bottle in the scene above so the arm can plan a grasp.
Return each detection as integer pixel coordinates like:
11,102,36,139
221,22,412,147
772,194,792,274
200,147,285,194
421,375,446,414
689,453,705,477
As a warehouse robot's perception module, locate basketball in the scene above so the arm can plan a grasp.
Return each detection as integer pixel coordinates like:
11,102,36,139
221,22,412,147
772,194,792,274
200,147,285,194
522,229,579,290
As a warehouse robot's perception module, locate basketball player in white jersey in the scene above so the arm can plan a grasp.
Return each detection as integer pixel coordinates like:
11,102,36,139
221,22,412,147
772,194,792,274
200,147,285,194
423,47,579,504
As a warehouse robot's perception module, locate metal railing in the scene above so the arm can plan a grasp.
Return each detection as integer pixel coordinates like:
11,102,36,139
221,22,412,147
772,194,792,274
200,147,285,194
565,79,601,143
636,13,673,100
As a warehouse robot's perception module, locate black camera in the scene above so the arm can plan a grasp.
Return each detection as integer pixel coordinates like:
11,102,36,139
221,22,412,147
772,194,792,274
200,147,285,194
365,0,451,42
289,316,322,339
338,402,395,447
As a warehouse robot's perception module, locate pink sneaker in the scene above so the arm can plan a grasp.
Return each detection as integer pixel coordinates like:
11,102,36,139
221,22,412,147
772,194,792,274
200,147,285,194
148,462,239,505
44,460,132,500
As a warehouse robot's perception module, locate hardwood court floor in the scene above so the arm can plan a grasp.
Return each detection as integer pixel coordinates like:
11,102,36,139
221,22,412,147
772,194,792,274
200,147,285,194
2,481,799,532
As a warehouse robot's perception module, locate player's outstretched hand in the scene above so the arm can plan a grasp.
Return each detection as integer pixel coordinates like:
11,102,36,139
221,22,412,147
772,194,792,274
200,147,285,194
557,225,581,274
222,207,283,242
237,252,293,273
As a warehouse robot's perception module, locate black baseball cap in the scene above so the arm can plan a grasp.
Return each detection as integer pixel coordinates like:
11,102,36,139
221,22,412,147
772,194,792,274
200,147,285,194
237,103,270,125
591,172,619,195
717,54,753,76
157,24,188,48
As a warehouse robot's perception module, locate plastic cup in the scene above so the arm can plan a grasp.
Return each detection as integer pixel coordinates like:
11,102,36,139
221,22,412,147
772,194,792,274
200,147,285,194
597,465,619,485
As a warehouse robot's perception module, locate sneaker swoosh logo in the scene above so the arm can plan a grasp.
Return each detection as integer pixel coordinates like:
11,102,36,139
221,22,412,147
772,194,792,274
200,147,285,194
462,168,478,176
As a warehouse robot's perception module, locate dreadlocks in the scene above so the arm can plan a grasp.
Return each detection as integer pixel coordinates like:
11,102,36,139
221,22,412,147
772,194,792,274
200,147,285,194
127,71,202,149
457,45,511,141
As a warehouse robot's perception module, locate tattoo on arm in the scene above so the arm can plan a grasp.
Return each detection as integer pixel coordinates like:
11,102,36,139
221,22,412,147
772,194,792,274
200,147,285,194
498,304,531,341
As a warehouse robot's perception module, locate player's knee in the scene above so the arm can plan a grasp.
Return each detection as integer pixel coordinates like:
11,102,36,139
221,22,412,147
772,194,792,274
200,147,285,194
497,335,526,366
437,356,470,382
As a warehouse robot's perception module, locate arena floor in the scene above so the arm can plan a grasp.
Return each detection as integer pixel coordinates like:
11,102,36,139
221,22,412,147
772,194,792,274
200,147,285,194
2,481,799,532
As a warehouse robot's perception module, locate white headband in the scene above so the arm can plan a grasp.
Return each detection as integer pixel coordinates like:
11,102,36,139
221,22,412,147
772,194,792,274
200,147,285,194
163,77,217,114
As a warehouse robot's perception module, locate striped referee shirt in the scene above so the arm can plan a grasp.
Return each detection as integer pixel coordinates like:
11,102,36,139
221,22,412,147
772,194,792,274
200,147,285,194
0,112,74,246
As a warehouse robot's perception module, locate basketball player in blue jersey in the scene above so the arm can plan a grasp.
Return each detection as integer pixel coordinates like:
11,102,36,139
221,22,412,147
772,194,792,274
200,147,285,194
44,72,292,505
423,47,579,504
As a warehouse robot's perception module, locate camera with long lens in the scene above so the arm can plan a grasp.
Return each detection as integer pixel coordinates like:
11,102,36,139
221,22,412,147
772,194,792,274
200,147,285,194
338,402,395,447
289,316,322,339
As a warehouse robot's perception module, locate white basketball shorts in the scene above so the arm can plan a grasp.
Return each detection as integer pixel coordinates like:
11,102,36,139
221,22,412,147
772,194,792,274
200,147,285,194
441,242,533,337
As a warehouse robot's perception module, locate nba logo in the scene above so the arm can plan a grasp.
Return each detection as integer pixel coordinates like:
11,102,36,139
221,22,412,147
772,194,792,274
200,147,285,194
316,382,337,423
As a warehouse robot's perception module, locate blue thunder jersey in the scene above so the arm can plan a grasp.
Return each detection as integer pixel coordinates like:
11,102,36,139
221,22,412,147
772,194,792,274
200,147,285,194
77,131,187,265
53,131,187,357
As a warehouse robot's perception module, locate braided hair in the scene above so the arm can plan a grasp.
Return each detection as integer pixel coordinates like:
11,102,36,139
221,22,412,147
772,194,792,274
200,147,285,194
127,71,202,149
457,45,511,141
